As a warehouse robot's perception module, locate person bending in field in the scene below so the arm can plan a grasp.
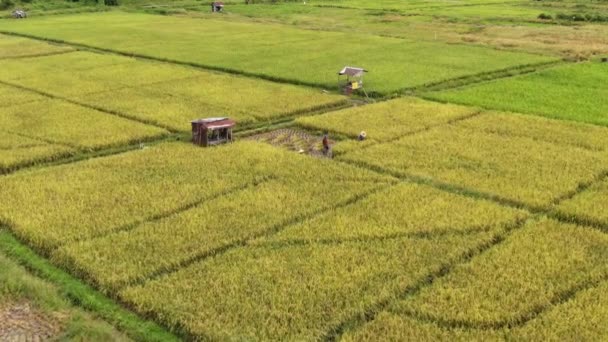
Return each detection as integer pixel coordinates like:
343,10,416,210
358,131,367,141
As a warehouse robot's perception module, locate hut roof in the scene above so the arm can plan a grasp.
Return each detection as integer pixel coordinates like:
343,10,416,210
191,117,235,129
338,66,367,77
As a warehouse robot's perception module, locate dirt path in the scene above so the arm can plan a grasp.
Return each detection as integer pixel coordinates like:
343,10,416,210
0,302,64,342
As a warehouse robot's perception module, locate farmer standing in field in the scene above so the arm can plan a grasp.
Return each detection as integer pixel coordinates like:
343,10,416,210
322,132,330,156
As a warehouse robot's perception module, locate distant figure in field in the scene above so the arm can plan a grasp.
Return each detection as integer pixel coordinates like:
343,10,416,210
358,131,367,141
322,133,330,156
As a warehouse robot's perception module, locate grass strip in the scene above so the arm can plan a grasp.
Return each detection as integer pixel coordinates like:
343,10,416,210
0,229,180,342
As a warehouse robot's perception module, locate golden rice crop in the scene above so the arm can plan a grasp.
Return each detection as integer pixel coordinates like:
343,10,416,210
120,231,496,341
0,83,46,108
8,72,121,97
345,279,608,341
0,142,269,251
0,51,346,131
342,312,505,341
0,51,133,82
398,218,608,326
330,138,378,156
0,34,73,58
0,141,390,252
75,74,345,131
458,111,608,152
0,83,164,170
0,144,72,171
0,99,167,150
296,97,479,142
3,50,132,73
265,182,528,243
0,132,42,150
340,119,608,209
146,75,347,121
556,178,608,226
511,281,608,341
78,59,197,88
0,131,74,172
77,86,259,129
54,165,391,291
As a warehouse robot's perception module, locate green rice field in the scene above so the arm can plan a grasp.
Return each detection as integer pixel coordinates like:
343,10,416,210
428,62,608,126
0,12,556,95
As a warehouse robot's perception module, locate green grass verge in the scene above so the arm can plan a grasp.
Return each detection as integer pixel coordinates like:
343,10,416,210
0,229,180,342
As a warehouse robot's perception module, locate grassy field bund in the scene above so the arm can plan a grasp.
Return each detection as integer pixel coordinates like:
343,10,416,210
0,0,608,341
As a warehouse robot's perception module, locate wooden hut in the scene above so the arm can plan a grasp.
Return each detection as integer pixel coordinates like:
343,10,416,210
191,117,235,147
211,2,224,12
338,66,367,96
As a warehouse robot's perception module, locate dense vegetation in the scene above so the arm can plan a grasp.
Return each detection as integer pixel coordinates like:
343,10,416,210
0,0,607,340
0,12,555,95
428,62,608,126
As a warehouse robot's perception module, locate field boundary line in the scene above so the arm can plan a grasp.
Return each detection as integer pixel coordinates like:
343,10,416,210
552,170,608,206
52,177,276,291
0,149,76,175
0,66,351,138
0,30,560,99
396,272,608,331
126,182,397,289
187,8,557,60
0,30,337,93
75,176,274,245
4,129,76,149
249,99,351,123
455,123,608,153
418,95,608,130
0,76,346,144
335,157,608,235
408,59,565,95
544,169,608,233
550,209,608,234
0,79,177,133
0,97,48,111
310,1,557,28
0,228,181,342
0,143,46,151
255,223,502,250
312,0,524,13
0,133,181,177
335,158,540,212
330,109,485,156
322,216,537,341
0,49,76,60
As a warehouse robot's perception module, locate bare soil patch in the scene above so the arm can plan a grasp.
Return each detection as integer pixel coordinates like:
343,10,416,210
0,302,65,341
